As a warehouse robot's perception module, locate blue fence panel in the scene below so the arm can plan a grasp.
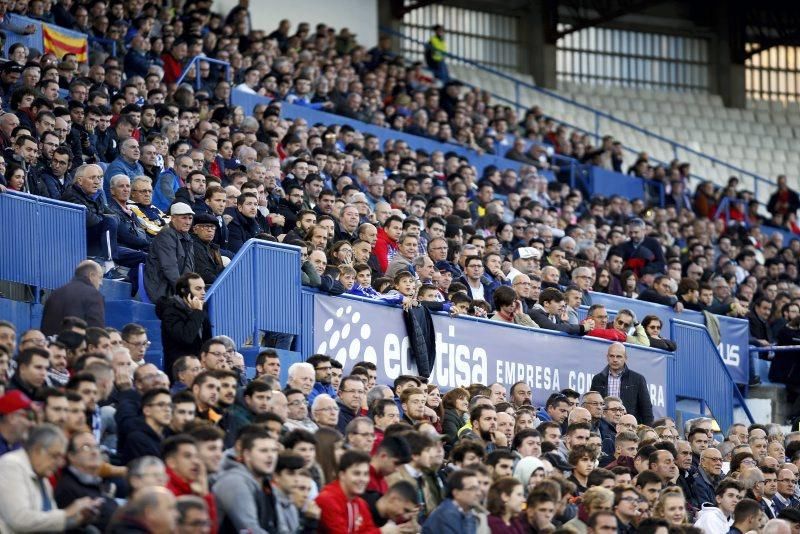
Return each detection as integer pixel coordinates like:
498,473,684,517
670,319,739,430
590,167,645,200
206,239,302,348
0,192,85,291
588,291,750,383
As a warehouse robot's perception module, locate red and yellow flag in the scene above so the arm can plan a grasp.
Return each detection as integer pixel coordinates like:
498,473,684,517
43,24,88,62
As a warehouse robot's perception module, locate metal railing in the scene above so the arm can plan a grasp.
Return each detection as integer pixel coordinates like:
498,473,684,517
670,319,753,429
175,56,232,95
205,239,302,349
0,191,86,301
381,26,777,202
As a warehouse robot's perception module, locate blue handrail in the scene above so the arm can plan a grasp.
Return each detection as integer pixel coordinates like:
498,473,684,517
382,26,776,200
175,56,232,96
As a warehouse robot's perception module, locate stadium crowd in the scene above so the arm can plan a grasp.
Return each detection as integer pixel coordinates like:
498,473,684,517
1,0,800,532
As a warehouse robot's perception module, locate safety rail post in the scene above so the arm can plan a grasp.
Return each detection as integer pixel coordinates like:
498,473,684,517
175,57,233,103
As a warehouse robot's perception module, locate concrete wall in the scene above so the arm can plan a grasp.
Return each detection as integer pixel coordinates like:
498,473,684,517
212,0,378,48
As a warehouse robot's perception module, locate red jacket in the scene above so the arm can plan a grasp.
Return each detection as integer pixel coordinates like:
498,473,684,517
366,464,387,495
165,466,218,533
373,227,398,274
161,52,183,84
316,480,380,534
586,328,627,342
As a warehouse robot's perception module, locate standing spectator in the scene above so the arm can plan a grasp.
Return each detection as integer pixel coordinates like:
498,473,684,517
767,175,800,219
589,343,654,425
40,260,105,336
144,202,196,302
425,24,449,82
157,273,211,375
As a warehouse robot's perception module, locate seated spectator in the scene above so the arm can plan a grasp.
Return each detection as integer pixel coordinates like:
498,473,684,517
163,435,218,530
641,315,677,351
528,288,594,336
227,192,263,253
144,202,197,302
191,213,225,285
129,176,170,236
638,275,684,312
490,286,539,327
108,174,151,252
119,388,172,465
54,430,118,532
0,424,100,532
0,390,35,456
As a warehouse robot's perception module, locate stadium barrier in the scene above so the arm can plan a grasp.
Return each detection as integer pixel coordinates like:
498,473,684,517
670,319,750,430
0,191,86,299
588,291,750,384
201,238,759,426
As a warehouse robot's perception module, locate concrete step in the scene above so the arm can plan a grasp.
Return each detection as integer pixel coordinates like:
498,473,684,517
105,300,157,323
100,279,132,300
747,384,789,424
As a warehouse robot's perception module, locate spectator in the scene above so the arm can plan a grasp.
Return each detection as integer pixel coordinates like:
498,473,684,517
590,343,654,425
0,390,35,455
144,202,196,302
156,273,211,373
104,137,144,198
767,175,800,219
40,260,105,336
425,24,449,82
191,213,225,285
119,387,172,465
162,435,218,531
0,424,100,532
227,192,263,253
106,486,179,533
528,288,594,336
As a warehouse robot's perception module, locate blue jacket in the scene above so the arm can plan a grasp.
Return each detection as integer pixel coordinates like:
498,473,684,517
689,467,718,509
124,48,153,78
153,168,180,211
422,498,477,534
104,156,144,197
307,381,336,406
456,275,501,310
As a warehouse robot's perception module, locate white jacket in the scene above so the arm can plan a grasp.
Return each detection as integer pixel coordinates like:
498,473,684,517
0,449,67,533
694,504,731,534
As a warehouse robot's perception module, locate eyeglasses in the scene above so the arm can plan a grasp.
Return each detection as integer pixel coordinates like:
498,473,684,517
615,320,632,329
128,340,151,348
315,407,339,413
206,350,226,358
605,407,626,413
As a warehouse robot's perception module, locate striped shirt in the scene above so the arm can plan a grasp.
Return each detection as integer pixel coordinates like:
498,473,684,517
608,369,622,398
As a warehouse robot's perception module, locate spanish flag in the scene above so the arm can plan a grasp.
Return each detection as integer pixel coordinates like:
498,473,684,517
43,24,88,62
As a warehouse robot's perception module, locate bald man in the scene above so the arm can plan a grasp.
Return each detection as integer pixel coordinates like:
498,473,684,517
589,342,654,425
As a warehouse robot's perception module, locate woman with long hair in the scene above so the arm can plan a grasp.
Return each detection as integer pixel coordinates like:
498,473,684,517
441,387,469,445
314,427,345,486
487,477,526,533
593,267,612,294
653,487,687,527
426,384,443,432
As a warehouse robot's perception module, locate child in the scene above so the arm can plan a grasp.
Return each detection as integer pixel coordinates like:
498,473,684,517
346,264,383,299
338,265,357,292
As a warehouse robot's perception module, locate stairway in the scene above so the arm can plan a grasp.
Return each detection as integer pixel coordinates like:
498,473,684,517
100,279,164,369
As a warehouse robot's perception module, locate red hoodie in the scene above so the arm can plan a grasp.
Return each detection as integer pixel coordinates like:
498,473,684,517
373,227,398,274
316,479,380,534
586,328,627,342
165,466,218,533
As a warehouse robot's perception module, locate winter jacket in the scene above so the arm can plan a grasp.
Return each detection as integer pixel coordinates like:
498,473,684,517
144,224,195,302
118,417,163,466
315,479,380,534
108,199,150,250
212,455,277,534
443,409,466,445
219,398,256,449
104,156,145,198
456,275,502,310
689,467,719,510
227,209,263,253
638,288,679,308
336,400,359,434
586,328,627,342
192,235,224,285
307,381,337,407
422,498,477,534
156,295,211,376
54,466,118,533
61,182,115,229
590,365,654,425
165,466,218,534
0,449,67,533
275,197,302,232
40,169,68,199
693,504,730,534
153,168,181,211
174,187,211,215
528,304,586,336
373,227,398,273
40,275,105,335
648,336,678,351
404,304,437,378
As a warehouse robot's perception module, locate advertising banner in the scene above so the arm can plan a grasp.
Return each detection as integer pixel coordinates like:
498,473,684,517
313,294,669,418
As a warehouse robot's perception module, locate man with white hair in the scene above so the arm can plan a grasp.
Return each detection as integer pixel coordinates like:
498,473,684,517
311,394,339,429
108,175,150,252
764,519,792,534
62,164,145,275
286,363,315,397
571,266,594,306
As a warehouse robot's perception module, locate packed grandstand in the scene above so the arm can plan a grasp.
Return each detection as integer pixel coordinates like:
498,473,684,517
1,0,800,532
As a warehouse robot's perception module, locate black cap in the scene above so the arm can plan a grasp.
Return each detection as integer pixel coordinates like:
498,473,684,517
192,213,218,226
3,62,22,74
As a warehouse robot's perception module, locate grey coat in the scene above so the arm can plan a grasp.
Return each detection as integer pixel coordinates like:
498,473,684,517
144,224,195,302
